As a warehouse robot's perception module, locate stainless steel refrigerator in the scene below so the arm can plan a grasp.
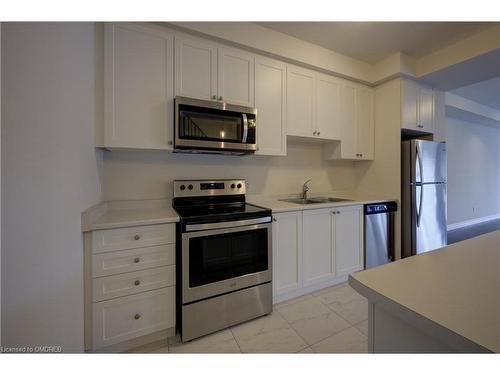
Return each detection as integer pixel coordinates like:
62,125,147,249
401,139,447,257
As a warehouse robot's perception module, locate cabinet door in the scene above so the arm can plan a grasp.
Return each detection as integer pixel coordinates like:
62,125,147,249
419,87,434,133
255,57,287,156
316,74,341,140
218,47,254,106
104,23,173,150
174,36,217,101
401,79,419,130
302,209,335,286
272,212,302,297
286,65,315,138
356,87,374,160
334,206,363,276
340,83,358,159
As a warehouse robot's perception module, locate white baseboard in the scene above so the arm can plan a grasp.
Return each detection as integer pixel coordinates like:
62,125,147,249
447,213,500,231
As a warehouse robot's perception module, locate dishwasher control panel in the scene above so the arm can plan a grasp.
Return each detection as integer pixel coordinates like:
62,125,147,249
365,201,397,215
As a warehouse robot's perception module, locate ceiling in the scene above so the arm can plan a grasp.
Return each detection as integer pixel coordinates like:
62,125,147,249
451,77,500,110
256,22,495,63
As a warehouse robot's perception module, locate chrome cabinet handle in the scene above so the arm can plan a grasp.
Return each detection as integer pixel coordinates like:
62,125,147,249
134,234,141,241
212,95,217,100
317,131,320,135
272,217,277,222
134,313,141,320
134,280,141,286
134,257,140,263
218,96,223,101
313,131,317,135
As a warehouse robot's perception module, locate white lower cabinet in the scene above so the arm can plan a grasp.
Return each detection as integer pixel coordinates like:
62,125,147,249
302,208,334,286
334,206,364,276
93,287,175,349
273,206,364,303
84,223,177,352
272,211,302,297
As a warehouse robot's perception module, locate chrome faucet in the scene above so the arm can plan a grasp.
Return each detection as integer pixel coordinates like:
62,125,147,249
302,179,312,200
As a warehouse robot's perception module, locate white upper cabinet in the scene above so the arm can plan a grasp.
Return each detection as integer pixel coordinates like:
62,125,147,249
286,65,316,138
339,83,358,159
334,205,364,276
316,74,341,141
174,36,217,101
175,38,254,106
255,56,287,156
402,79,418,130
286,65,342,141
418,86,435,133
356,86,375,160
401,79,435,133
324,82,374,161
218,47,255,106
103,23,174,150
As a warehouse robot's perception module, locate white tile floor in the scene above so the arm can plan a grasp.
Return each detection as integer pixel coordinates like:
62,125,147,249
131,282,369,354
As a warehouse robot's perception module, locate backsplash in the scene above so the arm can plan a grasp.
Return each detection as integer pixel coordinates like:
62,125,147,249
102,140,358,201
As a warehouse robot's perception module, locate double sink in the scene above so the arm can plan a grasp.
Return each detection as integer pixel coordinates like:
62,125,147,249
279,197,353,205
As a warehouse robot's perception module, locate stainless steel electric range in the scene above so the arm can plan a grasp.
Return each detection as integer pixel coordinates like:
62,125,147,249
172,179,273,342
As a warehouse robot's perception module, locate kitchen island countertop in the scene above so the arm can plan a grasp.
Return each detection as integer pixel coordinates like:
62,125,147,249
349,230,500,353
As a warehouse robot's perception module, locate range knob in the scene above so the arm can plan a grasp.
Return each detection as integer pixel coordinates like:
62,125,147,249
237,183,242,189
180,184,186,191
188,184,193,190
230,183,236,189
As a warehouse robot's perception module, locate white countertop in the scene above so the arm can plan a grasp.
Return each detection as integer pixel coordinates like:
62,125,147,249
82,193,396,231
350,231,500,353
248,193,396,213
82,200,179,231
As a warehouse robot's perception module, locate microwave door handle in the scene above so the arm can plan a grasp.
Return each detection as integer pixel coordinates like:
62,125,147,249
242,114,248,143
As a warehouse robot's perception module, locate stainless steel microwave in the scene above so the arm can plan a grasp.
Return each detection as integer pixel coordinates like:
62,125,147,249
174,96,257,155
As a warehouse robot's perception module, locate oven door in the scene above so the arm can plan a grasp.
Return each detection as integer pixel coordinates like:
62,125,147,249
181,221,272,304
175,96,257,152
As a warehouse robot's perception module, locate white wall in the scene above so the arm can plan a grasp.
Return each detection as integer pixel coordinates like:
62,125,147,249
446,117,500,225
1,23,102,352
102,141,357,201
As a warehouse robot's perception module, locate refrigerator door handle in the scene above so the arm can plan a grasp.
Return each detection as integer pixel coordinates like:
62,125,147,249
415,142,424,228
416,141,424,183
416,184,424,227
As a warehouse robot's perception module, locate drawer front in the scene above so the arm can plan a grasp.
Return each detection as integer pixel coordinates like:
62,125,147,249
92,287,175,349
92,224,175,254
92,265,175,302
92,244,175,277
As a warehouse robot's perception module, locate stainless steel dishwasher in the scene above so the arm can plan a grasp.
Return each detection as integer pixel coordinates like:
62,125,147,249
364,202,397,269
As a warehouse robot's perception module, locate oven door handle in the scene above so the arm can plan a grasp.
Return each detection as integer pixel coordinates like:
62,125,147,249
185,216,271,232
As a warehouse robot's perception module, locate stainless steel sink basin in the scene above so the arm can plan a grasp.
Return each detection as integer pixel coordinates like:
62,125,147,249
279,197,353,205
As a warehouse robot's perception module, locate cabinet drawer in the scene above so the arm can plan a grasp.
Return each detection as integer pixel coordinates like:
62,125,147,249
92,244,175,277
92,287,175,349
92,224,175,254
92,265,175,302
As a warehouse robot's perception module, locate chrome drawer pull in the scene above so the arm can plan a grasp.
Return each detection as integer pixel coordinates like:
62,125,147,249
133,234,141,240
134,280,141,286
134,313,141,320
134,257,140,263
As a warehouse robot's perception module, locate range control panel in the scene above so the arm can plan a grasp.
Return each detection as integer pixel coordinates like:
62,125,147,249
173,179,246,198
